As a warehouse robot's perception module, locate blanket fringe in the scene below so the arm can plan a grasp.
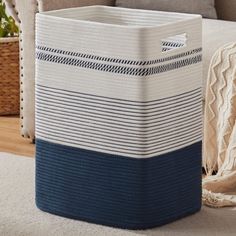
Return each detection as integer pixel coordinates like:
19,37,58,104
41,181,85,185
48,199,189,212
202,189,236,208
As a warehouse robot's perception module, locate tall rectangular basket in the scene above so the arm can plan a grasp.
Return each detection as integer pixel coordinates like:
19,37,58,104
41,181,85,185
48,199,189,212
35,6,202,229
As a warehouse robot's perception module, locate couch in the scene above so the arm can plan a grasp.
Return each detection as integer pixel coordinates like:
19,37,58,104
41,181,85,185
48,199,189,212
4,0,236,140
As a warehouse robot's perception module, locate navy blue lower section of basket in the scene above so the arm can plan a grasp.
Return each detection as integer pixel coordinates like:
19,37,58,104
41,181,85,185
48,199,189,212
36,139,202,229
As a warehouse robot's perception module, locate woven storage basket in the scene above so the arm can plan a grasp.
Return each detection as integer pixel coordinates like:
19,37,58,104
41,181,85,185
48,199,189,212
35,6,202,229
0,37,20,115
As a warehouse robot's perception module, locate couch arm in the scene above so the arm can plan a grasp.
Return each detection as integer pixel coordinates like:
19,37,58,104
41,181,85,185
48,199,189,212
215,0,236,21
4,0,39,139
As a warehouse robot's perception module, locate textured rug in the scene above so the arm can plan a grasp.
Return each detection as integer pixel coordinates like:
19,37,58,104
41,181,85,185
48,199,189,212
0,153,236,236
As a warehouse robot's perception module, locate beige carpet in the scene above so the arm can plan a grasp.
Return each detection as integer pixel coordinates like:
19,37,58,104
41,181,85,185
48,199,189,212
0,153,236,236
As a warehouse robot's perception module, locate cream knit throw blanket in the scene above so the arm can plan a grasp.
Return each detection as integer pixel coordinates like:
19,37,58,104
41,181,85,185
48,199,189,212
203,42,236,207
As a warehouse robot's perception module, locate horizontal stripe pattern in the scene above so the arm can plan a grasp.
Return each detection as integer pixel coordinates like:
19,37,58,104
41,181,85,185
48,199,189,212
36,50,202,76
36,45,202,66
36,139,202,229
36,85,202,158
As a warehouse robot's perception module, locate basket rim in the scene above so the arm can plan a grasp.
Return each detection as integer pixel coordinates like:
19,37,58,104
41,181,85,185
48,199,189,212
37,5,202,30
0,37,19,43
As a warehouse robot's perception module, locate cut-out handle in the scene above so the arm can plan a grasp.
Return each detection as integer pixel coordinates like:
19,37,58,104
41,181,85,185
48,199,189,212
161,33,187,53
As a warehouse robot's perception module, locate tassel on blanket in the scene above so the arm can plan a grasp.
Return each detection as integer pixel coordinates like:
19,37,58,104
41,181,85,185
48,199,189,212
202,189,236,208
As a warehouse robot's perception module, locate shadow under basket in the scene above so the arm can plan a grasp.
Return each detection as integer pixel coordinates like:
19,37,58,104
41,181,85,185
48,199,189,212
0,37,20,115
